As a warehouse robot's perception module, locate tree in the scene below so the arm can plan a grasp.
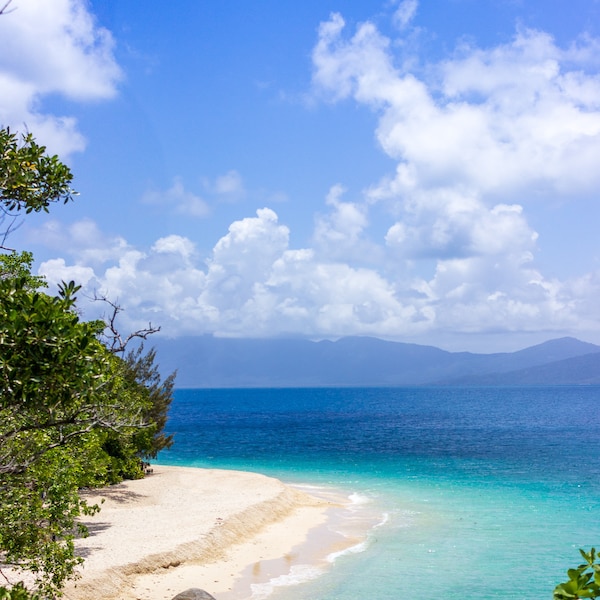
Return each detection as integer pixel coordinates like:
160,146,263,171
82,343,176,484
123,343,176,459
0,275,153,596
89,296,175,481
0,128,175,598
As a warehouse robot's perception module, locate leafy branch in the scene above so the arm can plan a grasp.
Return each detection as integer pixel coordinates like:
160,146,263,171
554,548,600,599
0,128,76,251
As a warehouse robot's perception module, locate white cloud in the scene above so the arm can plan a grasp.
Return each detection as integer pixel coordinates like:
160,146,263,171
393,0,418,30
313,184,382,263
314,20,600,200
30,218,129,265
384,189,538,261
33,210,600,346
21,8,600,349
152,235,197,260
306,13,600,345
142,178,210,218
312,14,400,105
141,172,247,217
34,213,425,339
39,258,96,288
0,0,121,155
213,170,246,202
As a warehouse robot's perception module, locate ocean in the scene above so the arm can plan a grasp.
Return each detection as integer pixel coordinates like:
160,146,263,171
156,386,600,599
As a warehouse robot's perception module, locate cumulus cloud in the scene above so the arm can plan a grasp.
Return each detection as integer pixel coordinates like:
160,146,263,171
0,0,121,155
34,208,600,347
35,213,426,339
314,18,600,200
22,7,600,349
306,12,600,343
384,190,538,260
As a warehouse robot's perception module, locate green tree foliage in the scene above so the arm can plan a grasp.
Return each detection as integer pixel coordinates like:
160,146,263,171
0,128,74,214
0,251,46,289
124,344,176,460
0,128,76,251
0,128,175,598
0,275,150,596
554,548,600,599
88,344,175,484
0,582,40,600
0,278,112,476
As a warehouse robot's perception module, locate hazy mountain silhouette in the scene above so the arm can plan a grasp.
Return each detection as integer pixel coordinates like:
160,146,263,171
152,335,600,387
440,351,600,385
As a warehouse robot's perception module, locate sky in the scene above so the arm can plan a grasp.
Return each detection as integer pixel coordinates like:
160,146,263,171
2,0,600,353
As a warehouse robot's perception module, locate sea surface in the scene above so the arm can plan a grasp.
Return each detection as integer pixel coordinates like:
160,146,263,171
156,386,600,600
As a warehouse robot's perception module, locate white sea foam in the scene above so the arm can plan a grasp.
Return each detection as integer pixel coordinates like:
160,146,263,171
348,491,371,505
249,564,326,600
326,539,370,563
374,511,390,528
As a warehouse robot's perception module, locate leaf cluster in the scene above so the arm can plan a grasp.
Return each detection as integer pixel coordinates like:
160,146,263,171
0,129,74,215
554,548,600,599
0,583,40,600
0,251,46,289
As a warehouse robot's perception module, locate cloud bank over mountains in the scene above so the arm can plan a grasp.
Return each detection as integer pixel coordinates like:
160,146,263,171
3,1,600,350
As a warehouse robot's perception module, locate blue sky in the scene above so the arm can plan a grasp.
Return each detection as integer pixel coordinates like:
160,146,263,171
2,0,600,352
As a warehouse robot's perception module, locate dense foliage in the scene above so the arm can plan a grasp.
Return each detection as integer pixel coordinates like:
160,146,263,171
0,128,74,215
0,131,174,598
0,251,46,289
0,128,75,250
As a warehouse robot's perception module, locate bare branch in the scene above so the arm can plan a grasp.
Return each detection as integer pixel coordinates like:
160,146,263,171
0,204,20,251
0,1,15,16
91,292,161,353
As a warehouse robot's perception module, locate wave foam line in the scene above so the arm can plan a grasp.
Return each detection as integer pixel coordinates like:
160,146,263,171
249,564,326,600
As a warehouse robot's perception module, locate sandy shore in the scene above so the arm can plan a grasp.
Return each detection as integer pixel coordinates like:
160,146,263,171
61,466,345,600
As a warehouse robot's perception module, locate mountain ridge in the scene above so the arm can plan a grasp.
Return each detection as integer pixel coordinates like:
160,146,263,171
152,335,600,387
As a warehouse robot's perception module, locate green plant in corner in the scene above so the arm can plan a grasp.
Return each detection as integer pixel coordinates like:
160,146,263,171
554,548,600,599
0,582,40,600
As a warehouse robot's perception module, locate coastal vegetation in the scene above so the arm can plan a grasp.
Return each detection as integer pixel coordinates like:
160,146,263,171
554,548,600,599
0,128,174,598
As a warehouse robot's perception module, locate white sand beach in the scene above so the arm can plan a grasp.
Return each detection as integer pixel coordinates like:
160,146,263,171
61,465,346,600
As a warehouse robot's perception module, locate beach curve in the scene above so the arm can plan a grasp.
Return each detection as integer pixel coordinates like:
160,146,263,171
62,465,342,600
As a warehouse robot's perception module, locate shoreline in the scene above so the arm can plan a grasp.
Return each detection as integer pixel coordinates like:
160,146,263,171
62,465,362,600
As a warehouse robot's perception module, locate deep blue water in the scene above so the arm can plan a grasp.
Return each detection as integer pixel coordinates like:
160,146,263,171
157,386,600,599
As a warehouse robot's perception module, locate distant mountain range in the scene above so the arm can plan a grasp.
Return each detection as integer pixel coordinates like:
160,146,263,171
151,335,600,387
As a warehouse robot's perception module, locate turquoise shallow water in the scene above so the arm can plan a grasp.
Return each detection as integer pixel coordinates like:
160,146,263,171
157,386,600,599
